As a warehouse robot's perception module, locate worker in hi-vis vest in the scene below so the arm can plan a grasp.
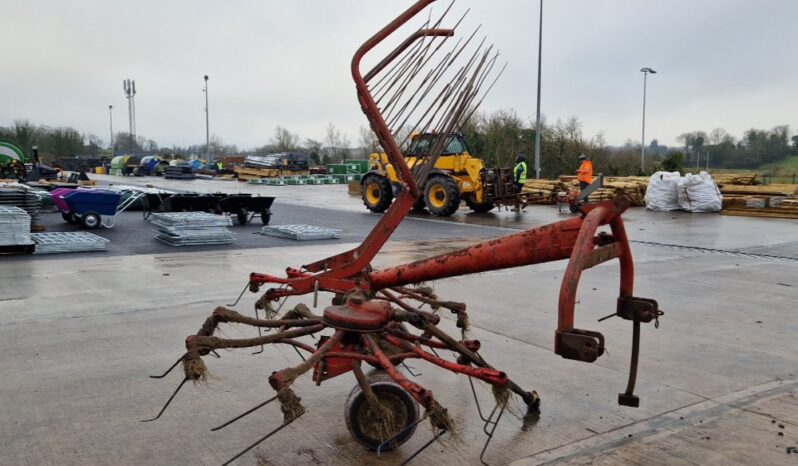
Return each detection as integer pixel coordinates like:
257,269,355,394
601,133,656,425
576,154,593,191
513,153,528,193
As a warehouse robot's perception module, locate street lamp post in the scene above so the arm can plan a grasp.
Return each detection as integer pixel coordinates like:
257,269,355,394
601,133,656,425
108,105,114,157
533,0,543,179
640,67,656,173
203,75,210,161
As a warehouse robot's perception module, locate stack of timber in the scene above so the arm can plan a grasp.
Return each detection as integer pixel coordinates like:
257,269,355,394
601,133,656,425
722,196,798,219
522,176,648,206
713,173,758,186
720,182,798,219
718,184,798,197
234,166,309,181
348,180,362,196
521,179,564,204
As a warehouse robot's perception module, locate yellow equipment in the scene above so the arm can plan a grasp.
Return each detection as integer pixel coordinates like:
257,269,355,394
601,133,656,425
361,132,518,216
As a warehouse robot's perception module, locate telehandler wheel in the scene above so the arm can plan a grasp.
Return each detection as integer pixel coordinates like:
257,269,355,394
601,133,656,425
465,195,494,213
411,196,427,213
362,174,393,213
569,203,580,213
424,175,460,216
345,371,419,451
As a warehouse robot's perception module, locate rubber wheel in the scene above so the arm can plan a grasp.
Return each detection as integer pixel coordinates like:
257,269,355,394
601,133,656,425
569,203,580,213
62,212,75,224
237,209,249,225
362,174,393,213
411,196,427,213
345,371,419,451
465,195,495,213
261,209,272,225
81,212,101,229
424,175,460,216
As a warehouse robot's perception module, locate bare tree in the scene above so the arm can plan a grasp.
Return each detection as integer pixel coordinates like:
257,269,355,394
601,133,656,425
271,126,300,152
709,127,728,146
325,122,350,162
303,138,323,165
359,126,381,155
13,119,38,153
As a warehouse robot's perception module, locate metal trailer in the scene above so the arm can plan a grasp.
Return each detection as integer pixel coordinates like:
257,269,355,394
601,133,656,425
51,188,144,229
143,193,274,225
217,194,274,225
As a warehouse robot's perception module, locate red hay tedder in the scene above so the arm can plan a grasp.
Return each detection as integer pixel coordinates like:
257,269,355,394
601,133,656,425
145,1,662,464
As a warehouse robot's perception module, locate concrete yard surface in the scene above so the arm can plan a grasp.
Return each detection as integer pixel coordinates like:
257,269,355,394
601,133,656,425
1,182,797,465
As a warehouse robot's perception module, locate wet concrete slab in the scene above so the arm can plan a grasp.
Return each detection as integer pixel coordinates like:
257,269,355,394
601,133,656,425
1,223,796,465
4,174,797,464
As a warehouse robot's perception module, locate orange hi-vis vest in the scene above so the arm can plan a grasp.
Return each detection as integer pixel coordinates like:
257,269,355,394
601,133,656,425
577,160,593,183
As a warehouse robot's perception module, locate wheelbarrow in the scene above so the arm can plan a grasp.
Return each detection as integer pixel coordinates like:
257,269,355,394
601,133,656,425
51,188,144,229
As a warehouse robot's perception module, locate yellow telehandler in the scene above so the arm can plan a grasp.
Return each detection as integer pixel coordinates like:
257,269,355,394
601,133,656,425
361,132,520,216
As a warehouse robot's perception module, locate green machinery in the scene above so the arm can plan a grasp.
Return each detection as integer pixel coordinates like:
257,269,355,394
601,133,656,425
0,141,27,180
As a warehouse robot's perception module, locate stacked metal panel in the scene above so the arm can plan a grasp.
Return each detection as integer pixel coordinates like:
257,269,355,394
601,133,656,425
0,185,43,230
0,206,33,246
150,212,234,246
31,232,110,254
260,224,342,241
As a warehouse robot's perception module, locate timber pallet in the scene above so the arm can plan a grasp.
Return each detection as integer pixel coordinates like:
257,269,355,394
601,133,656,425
721,207,798,219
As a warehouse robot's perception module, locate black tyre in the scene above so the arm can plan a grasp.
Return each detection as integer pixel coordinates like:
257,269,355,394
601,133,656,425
62,212,75,224
362,174,393,213
345,371,419,451
465,195,495,213
81,212,101,229
411,196,427,213
424,175,460,216
237,209,249,225
569,203,580,213
261,209,272,225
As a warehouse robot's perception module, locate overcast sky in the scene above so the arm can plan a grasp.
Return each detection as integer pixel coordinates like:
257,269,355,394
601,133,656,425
2,0,796,150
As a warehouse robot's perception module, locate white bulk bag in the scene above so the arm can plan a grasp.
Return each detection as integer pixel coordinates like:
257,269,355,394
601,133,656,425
678,171,722,212
645,171,682,211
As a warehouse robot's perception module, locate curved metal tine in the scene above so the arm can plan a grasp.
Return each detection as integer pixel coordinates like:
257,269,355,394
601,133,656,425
400,427,448,466
456,57,506,130
251,306,265,355
211,394,279,431
375,0,458,103
377,411,430,457
479,402,506,466
149,354,185,379
482,403,500,436
369,18,430,92
220,419,296,466
210,350,221,359
468,376,489,423
394,25,482,142
140,376,188,422
226,281,250,307
400,361,421,377
291,345,307,362
384,9,470,128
